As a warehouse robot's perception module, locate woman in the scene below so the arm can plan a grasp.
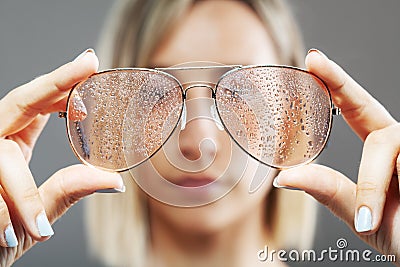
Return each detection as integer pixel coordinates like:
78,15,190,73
86,1,316,266
0,0,399,266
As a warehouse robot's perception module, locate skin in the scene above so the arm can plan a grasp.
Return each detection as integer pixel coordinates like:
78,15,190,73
0,0,399,266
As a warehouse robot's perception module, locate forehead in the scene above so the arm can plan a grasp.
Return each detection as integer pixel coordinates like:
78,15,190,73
151,0,278,66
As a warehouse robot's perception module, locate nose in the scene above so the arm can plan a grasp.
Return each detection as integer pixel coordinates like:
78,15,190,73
178,86,223,162
153,85,233,176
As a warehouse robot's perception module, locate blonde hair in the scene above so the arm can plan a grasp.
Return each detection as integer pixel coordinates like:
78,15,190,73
86,0,317,266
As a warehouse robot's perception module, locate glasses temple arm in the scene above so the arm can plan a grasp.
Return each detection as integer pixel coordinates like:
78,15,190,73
58,112,67,118
332,106,341,116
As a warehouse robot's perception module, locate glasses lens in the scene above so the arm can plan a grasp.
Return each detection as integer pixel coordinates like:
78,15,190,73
66,69,183,171
215,66,332,168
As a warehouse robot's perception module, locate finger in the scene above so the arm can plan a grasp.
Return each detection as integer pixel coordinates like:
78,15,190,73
41,90,87,118
305,49,397,140
0,48,98,138
0,187,18,248
6,114,50,162
38,164,125,223
41,97,68,114
355,123,400,234
273,164,356,228
14,114,50,148
0,139,51,242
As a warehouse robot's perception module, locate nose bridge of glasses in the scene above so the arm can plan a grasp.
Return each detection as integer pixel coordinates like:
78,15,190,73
183,83,215,98
182,85,215,120
179,84,224,133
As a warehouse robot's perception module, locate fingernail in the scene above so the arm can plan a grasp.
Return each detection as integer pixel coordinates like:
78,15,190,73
355,206,372,232
73,48,95,62
307,48,328,59
36,211,54,237
307,48,319,55
95,177,126,193
272,176,281,187
95,185,126,194
272,177,302,191
4,224,18,247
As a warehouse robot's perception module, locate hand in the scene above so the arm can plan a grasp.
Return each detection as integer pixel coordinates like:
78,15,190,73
273,49,400,259
0,49,125,266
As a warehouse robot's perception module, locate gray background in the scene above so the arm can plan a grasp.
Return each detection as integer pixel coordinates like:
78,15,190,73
0,0,399,266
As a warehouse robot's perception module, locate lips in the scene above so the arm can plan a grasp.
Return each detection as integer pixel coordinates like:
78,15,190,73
175,177,216,187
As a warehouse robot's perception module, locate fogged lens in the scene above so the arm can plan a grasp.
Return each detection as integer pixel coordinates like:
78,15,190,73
66,69,183,171
215,66,332,168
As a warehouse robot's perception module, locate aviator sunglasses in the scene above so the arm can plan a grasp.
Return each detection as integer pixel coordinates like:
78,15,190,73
59,63,340,172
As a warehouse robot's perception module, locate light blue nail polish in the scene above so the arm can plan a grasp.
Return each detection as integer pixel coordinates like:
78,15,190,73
272,177,280,188
355,206,372,232
4,224,18,247
272,177,302,191
95,185,126,194
36,212,54,237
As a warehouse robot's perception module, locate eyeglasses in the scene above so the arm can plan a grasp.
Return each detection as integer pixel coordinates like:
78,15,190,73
59,63,340,172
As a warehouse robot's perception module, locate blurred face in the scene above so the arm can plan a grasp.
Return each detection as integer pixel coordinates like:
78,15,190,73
145,0,280,232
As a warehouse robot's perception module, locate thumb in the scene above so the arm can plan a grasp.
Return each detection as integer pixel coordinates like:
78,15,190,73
274,164,356,229
38,164,125,223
